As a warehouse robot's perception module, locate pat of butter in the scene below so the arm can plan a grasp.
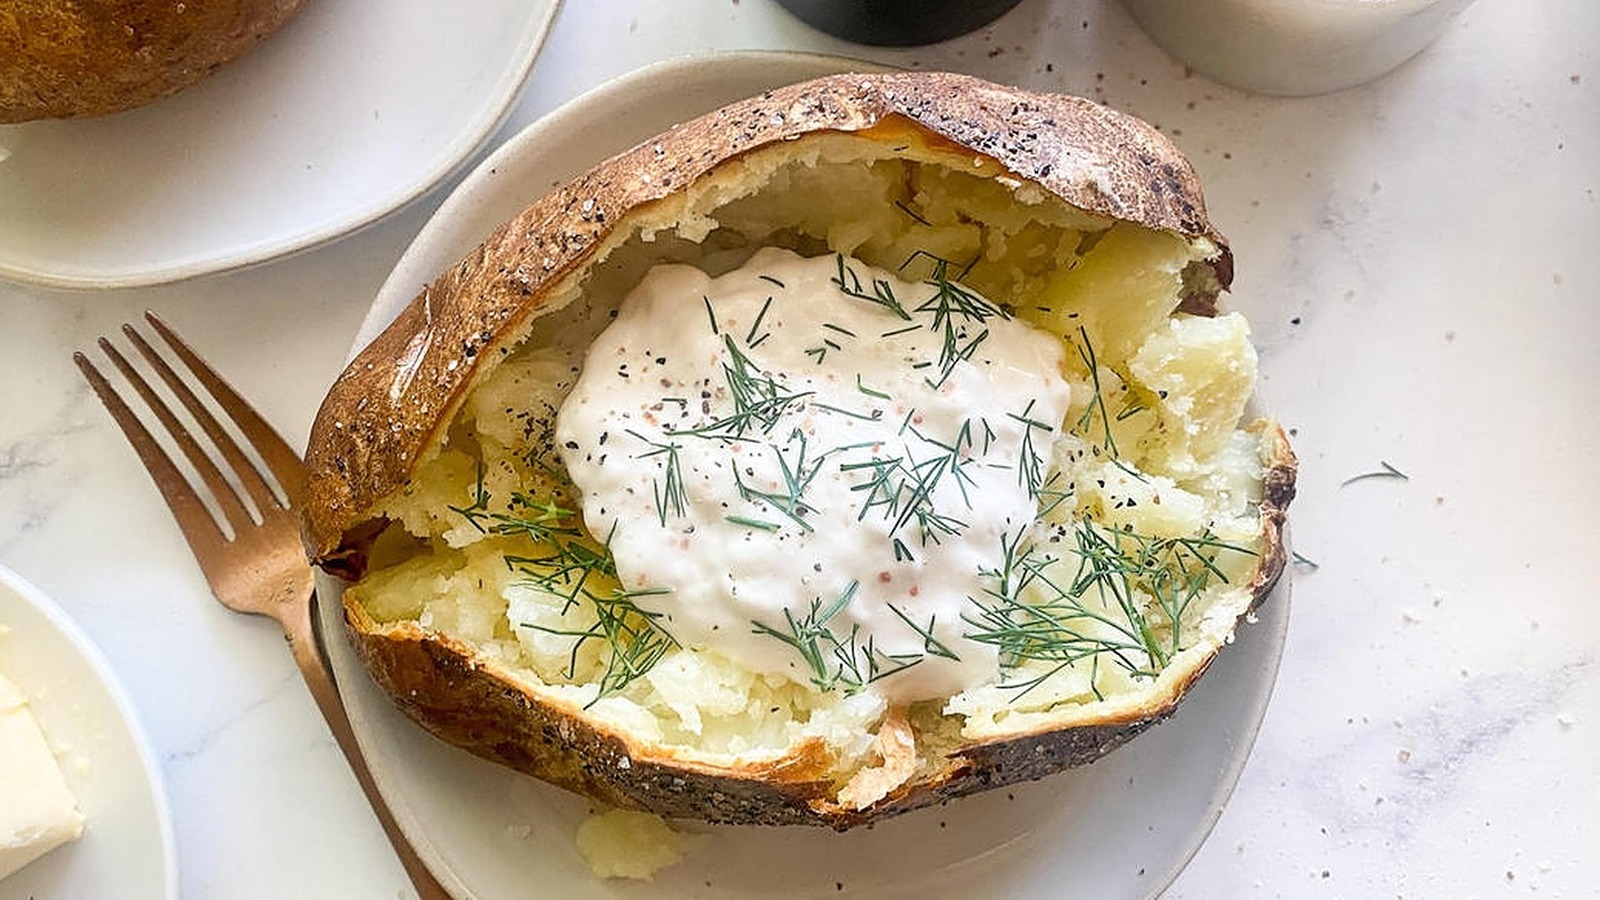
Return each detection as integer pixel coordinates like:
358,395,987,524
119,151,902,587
0,671,85,881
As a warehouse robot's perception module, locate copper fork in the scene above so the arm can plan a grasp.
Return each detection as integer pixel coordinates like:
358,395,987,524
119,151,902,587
74,311,452,900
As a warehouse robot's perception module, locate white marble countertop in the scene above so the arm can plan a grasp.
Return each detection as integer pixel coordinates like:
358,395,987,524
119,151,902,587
2,0,1596,897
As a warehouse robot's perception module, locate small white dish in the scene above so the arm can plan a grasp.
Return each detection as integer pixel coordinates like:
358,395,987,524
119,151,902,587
0,565,177,900
1119,0,1477,96
0,0,560,290
328,50,1294,899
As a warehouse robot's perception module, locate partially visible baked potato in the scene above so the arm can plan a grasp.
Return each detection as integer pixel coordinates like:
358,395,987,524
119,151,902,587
0,0,309,123
306,72,1296,830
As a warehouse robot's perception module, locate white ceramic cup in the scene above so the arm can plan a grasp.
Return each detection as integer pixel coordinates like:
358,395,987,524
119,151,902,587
1118,0,1477,96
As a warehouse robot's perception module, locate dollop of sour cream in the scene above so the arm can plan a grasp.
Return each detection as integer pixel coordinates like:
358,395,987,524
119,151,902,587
555,248,1071,703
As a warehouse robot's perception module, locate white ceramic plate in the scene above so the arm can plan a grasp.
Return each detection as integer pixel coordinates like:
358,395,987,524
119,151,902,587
327,51,1291,900
0,565,177,900
0,0,559,290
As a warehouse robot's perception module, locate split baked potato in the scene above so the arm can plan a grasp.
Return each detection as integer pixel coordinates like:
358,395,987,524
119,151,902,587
305,72,1296,830
0,0,309,123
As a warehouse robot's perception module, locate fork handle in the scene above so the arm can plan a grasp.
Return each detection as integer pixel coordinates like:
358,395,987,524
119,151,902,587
281,591,455,900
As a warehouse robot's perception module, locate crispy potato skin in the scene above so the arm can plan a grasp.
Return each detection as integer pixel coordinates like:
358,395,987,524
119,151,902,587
337,425,1294,830
0,0,308,122
304,71,1231,565
306,72,1295,829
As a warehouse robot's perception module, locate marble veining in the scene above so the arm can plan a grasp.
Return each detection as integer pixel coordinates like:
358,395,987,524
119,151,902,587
1303,655,1594,841
1,0,1597,897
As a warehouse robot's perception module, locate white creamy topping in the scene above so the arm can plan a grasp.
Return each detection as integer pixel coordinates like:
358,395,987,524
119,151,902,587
555,248,1071,703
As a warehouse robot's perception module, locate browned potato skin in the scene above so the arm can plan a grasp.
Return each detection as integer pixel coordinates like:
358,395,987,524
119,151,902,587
0,0,309,123
304,72,1297,829
304,71,1235,566
338,431,1293,830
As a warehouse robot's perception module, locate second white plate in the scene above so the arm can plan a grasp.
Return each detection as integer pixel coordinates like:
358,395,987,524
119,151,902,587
0,0,559,290
0,565,176,900
327,51,1293,900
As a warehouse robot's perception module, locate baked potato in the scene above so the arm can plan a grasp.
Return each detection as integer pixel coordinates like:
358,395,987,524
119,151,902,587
0,0,309,123
305,71,1296,830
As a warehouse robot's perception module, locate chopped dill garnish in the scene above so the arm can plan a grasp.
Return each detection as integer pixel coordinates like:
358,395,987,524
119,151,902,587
841,419,977,554
963,519,1254,697
674,335,810,441
446,461,493,528
452,477,676,703
624,429,687,525
914,257,1003,389
887,604,961,660
1341,461,1408,486
1008,399,1054,500
746,295,773,346
751,581,922,692
810,401,882,422
730,430,833,533
529,586,678,704
856,374,891,400
702,295,719,335
1072,325,1122,459
726,514,781,531
832,254,911,321
447,462,580,541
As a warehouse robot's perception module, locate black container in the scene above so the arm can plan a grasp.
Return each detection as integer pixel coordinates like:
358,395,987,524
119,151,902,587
773,0,1024,46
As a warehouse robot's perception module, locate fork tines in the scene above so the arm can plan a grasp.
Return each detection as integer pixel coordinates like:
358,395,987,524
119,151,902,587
74,311,305,546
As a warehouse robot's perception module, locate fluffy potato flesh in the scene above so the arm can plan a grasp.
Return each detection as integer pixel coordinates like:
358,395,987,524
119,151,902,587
346,135,1275,801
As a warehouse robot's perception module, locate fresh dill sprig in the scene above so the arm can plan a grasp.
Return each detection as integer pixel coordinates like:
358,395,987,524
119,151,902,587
746,295,774,346
841,417,978,558
1291,551,1320,570
505,536,615,614
445,460,494,529
447,462,581,542
628,338,811,524
914,257,1004,389
751,581,922,692
1072,325,1122,459
529,586,678,703
730,430,832,533
810,401,882,422
887,604,961,660
494,492,581,543
676,335,811,441
804,333,846,364
856,374,891,401
1035,470,1074,520
451,477,677,702
702,295,720,335
624,429,687,525
963,519,1254,697
1008,399,1055,500
1341,461,1408,486
832,254,911,321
